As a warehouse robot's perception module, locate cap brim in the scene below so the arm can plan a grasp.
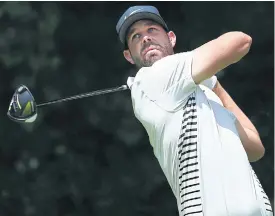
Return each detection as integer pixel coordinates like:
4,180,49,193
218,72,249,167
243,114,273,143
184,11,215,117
119,12,168,47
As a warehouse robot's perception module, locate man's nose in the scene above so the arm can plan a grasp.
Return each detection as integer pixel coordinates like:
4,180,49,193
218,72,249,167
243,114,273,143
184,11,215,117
142,35,152,44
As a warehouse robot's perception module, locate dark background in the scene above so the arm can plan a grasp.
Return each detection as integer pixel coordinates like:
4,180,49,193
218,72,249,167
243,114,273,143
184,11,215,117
0,2,274,216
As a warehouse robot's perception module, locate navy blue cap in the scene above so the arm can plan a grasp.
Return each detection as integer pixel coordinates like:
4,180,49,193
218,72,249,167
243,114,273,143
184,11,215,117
116,5,169,47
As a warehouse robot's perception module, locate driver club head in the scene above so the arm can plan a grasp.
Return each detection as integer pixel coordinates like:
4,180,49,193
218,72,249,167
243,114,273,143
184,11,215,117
7,85,37,123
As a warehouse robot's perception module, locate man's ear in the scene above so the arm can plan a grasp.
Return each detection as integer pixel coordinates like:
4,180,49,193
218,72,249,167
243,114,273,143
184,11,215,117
167,31,176,48
123,50,135,64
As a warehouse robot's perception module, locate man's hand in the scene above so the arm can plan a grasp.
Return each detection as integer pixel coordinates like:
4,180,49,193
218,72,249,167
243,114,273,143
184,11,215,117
213,81,265,162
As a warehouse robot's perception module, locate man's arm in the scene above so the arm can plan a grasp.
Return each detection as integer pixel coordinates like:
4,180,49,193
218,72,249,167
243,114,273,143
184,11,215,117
191,31,252,84
212,81,265,162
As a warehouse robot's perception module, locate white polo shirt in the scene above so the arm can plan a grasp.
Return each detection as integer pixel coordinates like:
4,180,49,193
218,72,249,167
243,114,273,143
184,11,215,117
127,52,273,216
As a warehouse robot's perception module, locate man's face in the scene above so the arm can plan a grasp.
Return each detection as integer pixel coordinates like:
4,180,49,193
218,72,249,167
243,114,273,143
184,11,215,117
123,20,176,68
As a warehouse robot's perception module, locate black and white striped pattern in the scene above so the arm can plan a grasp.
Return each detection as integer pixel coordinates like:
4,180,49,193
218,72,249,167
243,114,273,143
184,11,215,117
251,166,273,213
178,93,203,216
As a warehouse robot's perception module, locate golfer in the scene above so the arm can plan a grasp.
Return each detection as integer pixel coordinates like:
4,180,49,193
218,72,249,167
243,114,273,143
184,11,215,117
116,5,273,216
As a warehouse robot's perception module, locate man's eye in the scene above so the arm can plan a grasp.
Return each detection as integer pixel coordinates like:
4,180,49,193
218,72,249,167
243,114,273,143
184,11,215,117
132,33,141,41
148,27,156,33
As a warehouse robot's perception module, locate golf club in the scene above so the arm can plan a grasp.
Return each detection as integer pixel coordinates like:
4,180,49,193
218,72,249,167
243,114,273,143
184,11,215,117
7,84,129,124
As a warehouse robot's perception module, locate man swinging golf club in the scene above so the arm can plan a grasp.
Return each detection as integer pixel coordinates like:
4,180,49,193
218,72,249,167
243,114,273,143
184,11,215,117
116,5,273,216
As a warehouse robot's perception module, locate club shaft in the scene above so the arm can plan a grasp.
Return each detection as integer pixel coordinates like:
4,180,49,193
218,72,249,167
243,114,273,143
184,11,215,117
37,85,129,107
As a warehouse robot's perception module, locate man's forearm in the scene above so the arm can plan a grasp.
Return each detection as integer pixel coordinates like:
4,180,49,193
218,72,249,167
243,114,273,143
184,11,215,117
212,81,265,161
212,81,258,134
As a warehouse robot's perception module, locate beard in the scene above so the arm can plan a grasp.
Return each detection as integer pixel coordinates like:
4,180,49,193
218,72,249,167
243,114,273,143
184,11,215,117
131,41,174,69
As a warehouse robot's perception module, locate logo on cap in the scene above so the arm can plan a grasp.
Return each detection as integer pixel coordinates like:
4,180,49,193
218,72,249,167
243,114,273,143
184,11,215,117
128,9,142,17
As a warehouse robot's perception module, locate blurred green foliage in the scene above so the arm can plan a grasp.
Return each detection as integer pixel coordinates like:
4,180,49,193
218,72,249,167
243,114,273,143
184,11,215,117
0,2,273,216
